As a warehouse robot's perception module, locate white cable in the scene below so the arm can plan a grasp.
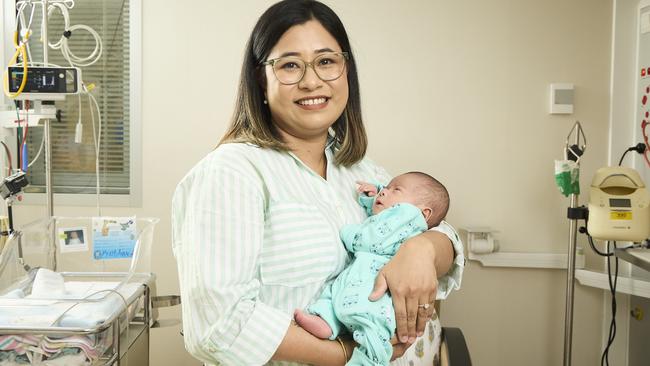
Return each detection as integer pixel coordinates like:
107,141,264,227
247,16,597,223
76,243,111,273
47,2,103,68
74,93,82,143
86,90,102,216
48,287,130,366
60,25,103,67
27,129,45,168
17,4,34,62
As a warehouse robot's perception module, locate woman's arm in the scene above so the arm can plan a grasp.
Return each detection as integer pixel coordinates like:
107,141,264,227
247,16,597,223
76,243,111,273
174,148,359,365
368,230,454,343
272,322,354,366
173,151,293,365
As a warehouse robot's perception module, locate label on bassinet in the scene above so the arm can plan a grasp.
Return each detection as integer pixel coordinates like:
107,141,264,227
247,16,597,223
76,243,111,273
92,217,137,260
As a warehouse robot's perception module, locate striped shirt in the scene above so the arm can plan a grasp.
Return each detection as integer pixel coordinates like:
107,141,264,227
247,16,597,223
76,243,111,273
172,142,465,365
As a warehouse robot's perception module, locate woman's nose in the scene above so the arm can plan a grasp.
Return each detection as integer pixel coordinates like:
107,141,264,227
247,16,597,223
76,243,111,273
298,67,322,90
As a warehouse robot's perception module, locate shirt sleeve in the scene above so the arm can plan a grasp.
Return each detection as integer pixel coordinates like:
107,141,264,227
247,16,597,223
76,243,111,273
172,149,291,365
357,182,384,217
431,220,465,300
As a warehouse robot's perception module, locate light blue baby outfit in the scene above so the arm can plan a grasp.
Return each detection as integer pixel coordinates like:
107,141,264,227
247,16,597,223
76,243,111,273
307,191,427,365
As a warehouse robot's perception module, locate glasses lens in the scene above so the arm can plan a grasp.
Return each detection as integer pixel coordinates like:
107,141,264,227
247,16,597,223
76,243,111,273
271,53,347,84
273,57,305,84
314,53,346,81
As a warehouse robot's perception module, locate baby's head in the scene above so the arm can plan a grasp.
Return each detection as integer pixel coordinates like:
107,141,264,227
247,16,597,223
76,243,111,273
372,172,449,228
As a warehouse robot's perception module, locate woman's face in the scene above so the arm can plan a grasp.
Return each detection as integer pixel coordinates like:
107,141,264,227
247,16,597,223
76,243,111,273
264,20,349,142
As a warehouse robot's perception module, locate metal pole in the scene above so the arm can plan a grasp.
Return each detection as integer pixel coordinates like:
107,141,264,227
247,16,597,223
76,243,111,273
42,0,54,219
563,193,578,366
44,120,53,217
562,123,584,366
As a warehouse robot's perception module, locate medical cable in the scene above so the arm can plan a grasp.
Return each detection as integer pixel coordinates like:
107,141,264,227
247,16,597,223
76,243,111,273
86,88,102,216
595,145,648,365
21,101,30,173
618,143,647,166
47,287,130,366
16,1,35,63
600,241,618,366
27,128,45,169
0,142,13,176
2,31,30,99
47,1,103,68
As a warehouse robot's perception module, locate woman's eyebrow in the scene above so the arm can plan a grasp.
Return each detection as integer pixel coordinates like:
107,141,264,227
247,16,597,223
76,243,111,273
315,47,336,53
278,51,301,58
277,48,337,58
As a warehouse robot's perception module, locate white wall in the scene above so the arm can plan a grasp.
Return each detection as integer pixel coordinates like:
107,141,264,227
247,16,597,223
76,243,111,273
10,1,615,365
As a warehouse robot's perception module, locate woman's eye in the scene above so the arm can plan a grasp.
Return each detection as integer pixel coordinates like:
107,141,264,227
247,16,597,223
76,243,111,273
278,60,303,70
318,57,338,66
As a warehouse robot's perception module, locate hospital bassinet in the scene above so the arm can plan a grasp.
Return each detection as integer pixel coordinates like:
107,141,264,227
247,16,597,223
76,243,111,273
0,217,160,366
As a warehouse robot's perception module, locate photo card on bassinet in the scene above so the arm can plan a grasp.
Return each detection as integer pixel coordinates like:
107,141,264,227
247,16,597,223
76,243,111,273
58,226,89,253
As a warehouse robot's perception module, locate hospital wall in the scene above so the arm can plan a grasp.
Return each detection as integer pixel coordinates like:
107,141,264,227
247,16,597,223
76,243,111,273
11,0,615,365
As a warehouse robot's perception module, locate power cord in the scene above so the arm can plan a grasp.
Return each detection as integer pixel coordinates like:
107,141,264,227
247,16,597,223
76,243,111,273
588,142,647,366
580,143,647,366
618,143,647,166
601,241,618,366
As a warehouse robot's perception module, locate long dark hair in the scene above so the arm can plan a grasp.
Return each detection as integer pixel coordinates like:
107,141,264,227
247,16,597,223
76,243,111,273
219,0,367,166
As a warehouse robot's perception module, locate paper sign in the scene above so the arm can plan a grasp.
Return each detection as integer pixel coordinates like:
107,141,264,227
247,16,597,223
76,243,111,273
92,217,137,260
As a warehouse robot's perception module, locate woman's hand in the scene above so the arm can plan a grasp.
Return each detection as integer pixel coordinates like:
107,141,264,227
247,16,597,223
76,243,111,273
368,232,452,344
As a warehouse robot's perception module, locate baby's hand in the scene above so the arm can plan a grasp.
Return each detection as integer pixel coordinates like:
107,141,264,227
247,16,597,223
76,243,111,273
356,181,378,197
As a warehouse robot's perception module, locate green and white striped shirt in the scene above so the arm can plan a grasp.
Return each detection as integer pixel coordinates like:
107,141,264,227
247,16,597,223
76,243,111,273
172,142,464,365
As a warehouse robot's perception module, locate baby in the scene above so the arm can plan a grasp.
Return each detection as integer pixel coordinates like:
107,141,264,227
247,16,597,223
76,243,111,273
294,171,450,365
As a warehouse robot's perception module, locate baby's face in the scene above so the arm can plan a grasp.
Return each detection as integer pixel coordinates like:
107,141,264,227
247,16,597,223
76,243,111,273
372,174,423,215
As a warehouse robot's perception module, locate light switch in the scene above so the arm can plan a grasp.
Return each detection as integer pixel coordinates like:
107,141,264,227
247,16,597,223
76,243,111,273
549,83,574,115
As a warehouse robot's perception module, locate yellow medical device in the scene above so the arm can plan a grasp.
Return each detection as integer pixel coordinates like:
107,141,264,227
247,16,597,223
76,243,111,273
587,167,650,242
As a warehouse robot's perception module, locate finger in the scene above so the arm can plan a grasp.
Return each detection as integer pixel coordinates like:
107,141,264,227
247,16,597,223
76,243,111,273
393,296,409,343
405,297,418,342
368,273,388,301
415,297,431,337
390,335,399,346
390,342,409,361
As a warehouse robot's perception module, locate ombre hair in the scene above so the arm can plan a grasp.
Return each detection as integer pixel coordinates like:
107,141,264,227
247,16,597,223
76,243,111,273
219,0,367,167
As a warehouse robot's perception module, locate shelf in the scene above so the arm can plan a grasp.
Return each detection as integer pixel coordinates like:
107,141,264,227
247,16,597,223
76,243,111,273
575,269,650,298
468,252,585,269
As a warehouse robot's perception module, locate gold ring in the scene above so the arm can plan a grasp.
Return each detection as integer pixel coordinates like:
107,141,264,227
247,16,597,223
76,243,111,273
418,303,430,309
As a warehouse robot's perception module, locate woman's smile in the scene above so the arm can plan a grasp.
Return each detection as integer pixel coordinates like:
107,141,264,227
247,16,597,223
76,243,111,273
295,96,330,110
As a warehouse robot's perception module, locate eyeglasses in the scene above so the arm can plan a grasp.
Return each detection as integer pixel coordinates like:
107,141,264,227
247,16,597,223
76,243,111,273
262,52,349,85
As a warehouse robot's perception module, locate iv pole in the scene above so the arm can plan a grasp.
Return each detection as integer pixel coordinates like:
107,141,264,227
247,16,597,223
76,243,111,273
562,121,586,366
42,0,54,219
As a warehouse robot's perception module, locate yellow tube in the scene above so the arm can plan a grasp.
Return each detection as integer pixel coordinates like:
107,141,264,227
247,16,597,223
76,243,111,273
3,32,29,99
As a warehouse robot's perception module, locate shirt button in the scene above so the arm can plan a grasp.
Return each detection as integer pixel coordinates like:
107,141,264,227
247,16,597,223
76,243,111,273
208,346,216,353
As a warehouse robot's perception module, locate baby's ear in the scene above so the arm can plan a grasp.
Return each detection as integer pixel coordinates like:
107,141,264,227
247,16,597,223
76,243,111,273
421,207,433,223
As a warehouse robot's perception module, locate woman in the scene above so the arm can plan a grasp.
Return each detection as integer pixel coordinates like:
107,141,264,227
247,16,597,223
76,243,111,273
172,1,464,365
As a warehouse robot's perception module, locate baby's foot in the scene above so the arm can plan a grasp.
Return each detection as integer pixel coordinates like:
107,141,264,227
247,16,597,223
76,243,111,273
294,309,333,339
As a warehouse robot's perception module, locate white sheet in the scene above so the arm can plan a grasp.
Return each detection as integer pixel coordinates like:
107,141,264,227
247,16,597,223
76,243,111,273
0,280,142,328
